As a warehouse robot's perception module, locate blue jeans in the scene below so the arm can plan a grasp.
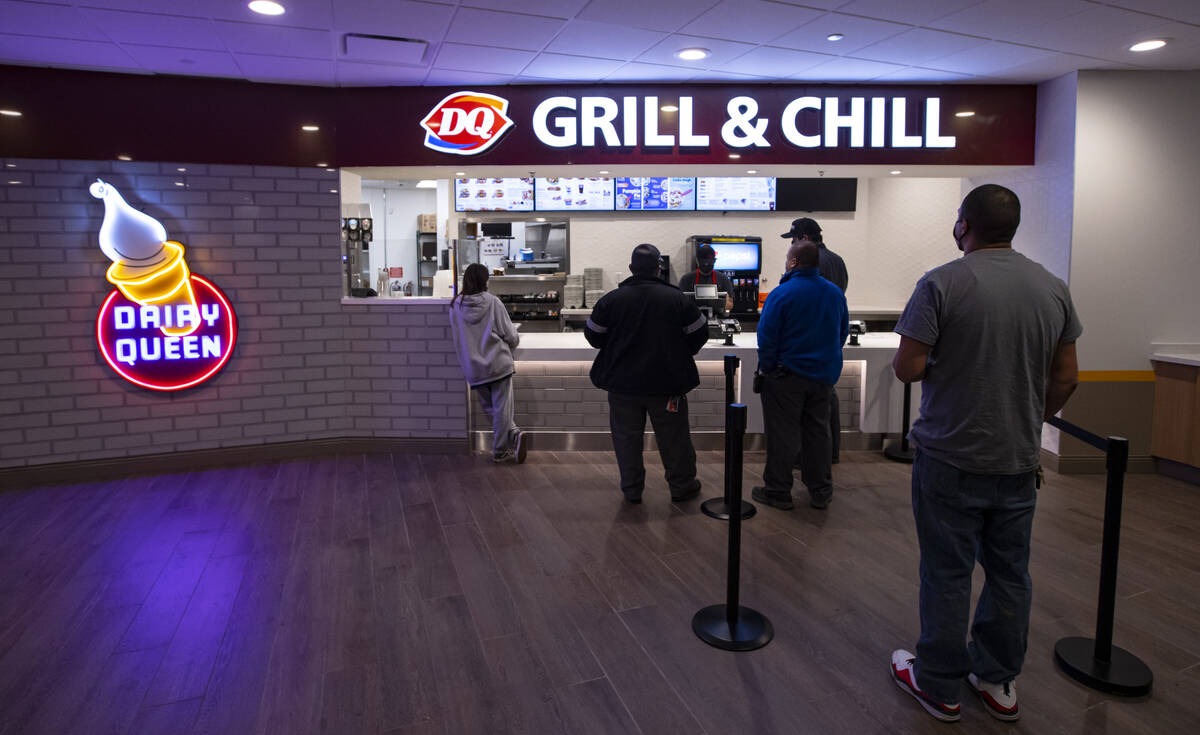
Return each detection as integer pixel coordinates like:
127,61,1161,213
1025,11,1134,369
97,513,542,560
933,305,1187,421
911,448,1037,703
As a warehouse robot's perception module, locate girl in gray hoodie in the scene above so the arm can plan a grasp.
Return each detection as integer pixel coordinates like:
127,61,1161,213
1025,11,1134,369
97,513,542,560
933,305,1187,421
449,264,526,463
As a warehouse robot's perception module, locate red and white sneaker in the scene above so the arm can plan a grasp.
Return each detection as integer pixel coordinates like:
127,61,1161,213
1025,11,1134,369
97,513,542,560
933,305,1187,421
890,650,961,723
967,673,1019,721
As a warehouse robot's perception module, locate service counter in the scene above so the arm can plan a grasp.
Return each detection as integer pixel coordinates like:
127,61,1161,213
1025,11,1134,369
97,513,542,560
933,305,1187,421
476,330,916,449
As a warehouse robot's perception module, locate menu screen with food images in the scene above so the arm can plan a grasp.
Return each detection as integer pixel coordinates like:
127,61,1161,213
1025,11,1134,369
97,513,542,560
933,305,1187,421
696,177,777,211
534,177,614,211
455,177,534,212
614,177,696,211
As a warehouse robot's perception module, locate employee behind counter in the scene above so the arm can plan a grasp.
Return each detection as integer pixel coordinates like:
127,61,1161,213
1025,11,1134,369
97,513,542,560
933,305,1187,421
678,244,735,314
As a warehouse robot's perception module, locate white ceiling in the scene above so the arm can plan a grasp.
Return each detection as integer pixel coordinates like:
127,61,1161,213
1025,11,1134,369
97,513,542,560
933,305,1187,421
0,0,1197,87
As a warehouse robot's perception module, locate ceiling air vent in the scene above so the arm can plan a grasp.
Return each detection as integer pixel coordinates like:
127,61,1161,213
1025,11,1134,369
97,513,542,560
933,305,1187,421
343,33,428,65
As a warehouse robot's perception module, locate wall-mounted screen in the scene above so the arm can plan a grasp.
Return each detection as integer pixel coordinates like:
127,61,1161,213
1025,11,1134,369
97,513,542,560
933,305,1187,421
614,177,696,211
775,178,857,212
455,177,534,212
711,242,760,271
696,177,776,211
535,177,613,211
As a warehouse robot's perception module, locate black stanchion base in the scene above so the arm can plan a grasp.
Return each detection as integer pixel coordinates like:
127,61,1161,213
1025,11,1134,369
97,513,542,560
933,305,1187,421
700,497,756,520
883,441,914,464
1054,636,1153,696
692,604,774,652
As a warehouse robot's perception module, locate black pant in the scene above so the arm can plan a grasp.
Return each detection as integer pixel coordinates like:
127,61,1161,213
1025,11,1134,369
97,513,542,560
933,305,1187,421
607,392,700,499
797,386,839,465
763,372,833,502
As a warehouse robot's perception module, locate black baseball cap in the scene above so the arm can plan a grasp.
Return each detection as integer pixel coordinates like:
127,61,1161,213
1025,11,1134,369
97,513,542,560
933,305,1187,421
781,217,821,239
696,244,716,260
630,243,663,274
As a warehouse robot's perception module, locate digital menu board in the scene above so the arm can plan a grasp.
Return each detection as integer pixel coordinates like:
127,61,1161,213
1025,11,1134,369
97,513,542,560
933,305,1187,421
614,177,696,211
534,177,614,211
696,177,777,211
455,177,534,212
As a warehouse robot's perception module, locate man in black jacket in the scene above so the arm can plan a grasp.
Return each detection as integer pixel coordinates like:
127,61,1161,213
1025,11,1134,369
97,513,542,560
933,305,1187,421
585,243,709,504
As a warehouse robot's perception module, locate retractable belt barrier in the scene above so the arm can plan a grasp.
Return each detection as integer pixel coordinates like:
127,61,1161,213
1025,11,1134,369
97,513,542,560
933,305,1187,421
693,403,773,652
1047,415,1153,696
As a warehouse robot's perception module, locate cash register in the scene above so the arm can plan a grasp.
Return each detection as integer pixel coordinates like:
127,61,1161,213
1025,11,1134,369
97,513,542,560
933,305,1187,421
690,283,742,345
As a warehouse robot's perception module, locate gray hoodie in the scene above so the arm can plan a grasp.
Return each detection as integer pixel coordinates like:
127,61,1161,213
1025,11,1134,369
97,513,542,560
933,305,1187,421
448,291,520,387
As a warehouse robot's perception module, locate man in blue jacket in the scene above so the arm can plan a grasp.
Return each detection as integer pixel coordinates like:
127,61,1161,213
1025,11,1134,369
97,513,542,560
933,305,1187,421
752,241,849,510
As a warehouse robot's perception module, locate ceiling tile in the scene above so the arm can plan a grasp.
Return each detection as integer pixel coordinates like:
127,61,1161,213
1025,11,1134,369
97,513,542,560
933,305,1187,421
0,1,108,41
79,10,227,51
236,53,336,85
997,4,1160,49
796,56,907,81
460,0,589,19
333,0,455,41
121,44,242,76
872,66,974,82
1100,0,1200,25
446,8,565,52
854,28,986,66
522,53,626,80
772,0,852,10
980,52,1128,82
927,0,1091,37
925,41,1058,75
343,34,427,65
0,33,137,70
831,0,985,25
337,60,431,86
545,20,666,61
1111,25,1200,68
87,0,207,18
680,0,824,44
719,46,832,77
770,13,910,54
422,68,512,86
635,34,756,68
214,21,333,59
603,61,699,81
433,42,536,75
577,0,713,33
689,69,773,81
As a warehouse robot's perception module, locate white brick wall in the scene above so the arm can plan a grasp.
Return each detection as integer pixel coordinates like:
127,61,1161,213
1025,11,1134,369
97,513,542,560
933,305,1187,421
0,158,465,470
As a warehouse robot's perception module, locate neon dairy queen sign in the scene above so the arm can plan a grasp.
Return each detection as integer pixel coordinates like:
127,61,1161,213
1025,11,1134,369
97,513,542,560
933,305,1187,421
90,181,237,391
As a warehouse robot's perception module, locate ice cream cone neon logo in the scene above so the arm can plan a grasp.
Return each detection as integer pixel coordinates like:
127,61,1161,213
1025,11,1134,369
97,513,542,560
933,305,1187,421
91,180,237,391
420,91,514,155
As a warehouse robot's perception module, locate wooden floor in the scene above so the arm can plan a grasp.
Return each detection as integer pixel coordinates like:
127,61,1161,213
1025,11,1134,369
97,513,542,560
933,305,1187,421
2,450,1199,735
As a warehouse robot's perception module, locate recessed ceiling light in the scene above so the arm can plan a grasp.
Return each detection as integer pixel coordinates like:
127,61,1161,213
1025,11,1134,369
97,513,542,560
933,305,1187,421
0,110,21,117
746,169,758,174
955,111,975,118
316,162,327,167
177,167,187,172
598,170,610,174
301,124,319,132
330,189,338,194
248,1,285,16
415,180,437,188
174,181,185,186
660,104,679,112
535,217,546,222
728,153,741,159
890,170,902,175
117,155,132,161
1129,39,1167,52
675,48,710,61
7,180,20,185
454,171,466,176
5,163,15,168
826,34,845,42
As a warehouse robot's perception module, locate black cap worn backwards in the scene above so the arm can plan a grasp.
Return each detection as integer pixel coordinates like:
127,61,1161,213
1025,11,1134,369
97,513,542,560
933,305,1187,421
781,217,822,239
630,243,663,274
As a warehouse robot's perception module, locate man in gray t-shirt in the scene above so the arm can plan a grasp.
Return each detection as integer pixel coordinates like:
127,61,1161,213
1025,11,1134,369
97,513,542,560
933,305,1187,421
888,185,1081,724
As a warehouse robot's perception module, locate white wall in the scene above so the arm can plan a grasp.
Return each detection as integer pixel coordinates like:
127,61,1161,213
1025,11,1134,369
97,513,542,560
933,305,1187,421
1071,70,1200,369
563,176,963,309
968,72,1077,283
361,184,437,292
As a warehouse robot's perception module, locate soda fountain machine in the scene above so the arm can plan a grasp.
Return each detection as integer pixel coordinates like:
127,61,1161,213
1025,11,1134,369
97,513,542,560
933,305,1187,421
685,235,762,317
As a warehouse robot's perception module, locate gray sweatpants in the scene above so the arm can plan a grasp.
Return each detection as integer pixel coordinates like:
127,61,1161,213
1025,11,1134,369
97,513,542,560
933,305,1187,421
474,375,520,458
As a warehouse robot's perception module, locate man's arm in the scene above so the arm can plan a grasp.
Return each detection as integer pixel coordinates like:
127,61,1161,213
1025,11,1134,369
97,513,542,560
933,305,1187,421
682,300,708,355
584,298,610,348
1044,340,1079,420
892,336,932,383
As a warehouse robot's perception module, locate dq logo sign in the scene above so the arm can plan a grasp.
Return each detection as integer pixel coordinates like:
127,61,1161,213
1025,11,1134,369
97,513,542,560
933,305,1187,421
90,180,237,391
420,91,514,155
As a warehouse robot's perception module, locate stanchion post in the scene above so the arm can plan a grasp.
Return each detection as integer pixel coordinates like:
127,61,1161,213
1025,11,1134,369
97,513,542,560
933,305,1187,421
693,404,773,652
724,354,738,405
702,355,756,521
884,381,914,463
1053,433,1152,696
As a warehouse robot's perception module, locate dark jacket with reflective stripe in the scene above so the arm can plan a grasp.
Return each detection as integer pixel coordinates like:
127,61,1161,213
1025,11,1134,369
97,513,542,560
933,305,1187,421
584,274,708,395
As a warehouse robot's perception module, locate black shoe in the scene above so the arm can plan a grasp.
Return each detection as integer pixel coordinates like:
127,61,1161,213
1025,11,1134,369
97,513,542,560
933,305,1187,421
832,456,840,465
624,496,642,505
514,430,528,464
670,482,701,502
809,493,832,510
751,486,794,510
